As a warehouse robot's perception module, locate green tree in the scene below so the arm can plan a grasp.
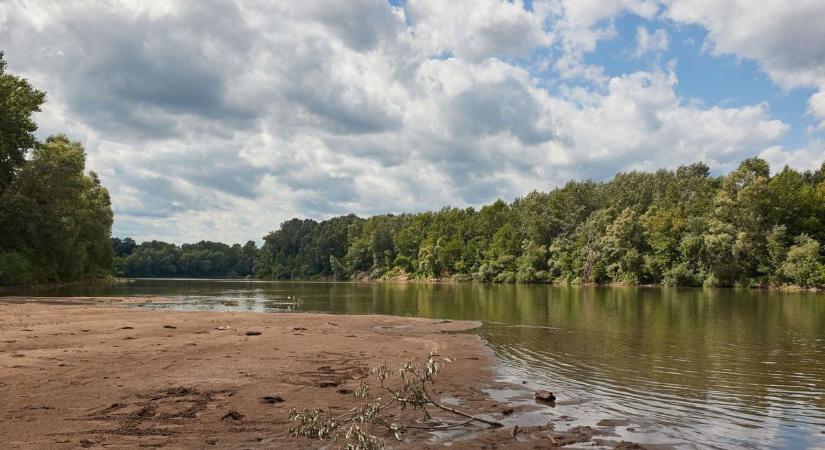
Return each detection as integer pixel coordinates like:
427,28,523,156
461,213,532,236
0,52,46,190
1,136,113,283
603,208,646,284
778,235,825,288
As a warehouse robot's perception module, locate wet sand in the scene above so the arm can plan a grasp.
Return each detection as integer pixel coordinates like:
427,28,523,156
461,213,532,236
1,299,644,449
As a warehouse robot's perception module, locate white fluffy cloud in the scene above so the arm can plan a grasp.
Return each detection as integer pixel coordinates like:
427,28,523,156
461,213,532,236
760,142,825,172
407,0,553,61
664,0,825,89
0,0,815,242
808,90,825,129
663,0,825,131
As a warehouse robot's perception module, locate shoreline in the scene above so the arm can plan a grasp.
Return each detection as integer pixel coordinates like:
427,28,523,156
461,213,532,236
359,278,825,292
1,298,651,449
4,276,823,295
0,277,128,294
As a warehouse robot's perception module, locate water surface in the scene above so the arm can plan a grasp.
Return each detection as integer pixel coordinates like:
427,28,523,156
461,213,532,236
7,279,825,449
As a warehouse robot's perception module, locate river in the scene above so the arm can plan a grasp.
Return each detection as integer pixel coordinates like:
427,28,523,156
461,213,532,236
8,279,825,449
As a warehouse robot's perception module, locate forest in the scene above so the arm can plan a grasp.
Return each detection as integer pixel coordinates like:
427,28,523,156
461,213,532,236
253,160,825,288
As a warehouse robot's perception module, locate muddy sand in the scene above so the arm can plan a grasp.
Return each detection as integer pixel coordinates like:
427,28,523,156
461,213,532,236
1,298,644,449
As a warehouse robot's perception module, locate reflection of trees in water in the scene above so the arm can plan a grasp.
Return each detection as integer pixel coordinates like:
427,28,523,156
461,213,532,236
287,281,825,447
297,282,825,419
471,286,825,443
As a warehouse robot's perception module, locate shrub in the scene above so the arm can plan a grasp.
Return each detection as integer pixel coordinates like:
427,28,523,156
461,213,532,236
0,252,36,286
779,235,825,288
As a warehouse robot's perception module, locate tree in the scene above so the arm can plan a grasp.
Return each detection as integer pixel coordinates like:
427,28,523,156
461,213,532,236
778,235,824,288
1,135,113,283
0,52,46,190
641,206,685,281
603,208,646,284
112,237,138,257
516,239,549,282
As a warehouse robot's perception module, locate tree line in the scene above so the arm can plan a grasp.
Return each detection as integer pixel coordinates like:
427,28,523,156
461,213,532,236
254,160,825,288
0,52,114,285
112,238,258,278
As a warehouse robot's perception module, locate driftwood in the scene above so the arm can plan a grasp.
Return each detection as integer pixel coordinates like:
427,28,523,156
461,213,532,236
290,350,502,448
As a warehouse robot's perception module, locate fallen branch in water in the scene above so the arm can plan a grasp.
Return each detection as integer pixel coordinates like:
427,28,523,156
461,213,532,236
289,349,502,449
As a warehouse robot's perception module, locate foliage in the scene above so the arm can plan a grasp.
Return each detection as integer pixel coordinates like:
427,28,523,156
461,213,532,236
0,51,46,190
0,135,113,285
778,235,825,288
254,160,825,289
289,350,501,449
112,238,258,278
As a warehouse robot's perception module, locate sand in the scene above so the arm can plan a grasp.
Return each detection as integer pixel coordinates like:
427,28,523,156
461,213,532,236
1,298,646,449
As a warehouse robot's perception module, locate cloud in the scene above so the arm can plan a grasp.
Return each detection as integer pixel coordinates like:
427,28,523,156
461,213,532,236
759,142,825,173
0,0,811,243
543,0,660,81
664,0,825,89
663,0,825,131
808,90,825,129
634,27,669,58
406,0,553,62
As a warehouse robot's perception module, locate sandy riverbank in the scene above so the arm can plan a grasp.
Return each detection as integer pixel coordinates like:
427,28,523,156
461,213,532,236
1,298,646,449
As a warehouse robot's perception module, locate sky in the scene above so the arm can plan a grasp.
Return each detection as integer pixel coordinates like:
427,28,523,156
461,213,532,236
2,0,825,244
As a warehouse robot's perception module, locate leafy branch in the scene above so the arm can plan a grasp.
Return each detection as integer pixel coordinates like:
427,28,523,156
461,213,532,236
289,349,502,449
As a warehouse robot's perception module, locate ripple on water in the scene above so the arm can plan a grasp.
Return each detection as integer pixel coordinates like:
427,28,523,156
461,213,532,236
480,322,825,449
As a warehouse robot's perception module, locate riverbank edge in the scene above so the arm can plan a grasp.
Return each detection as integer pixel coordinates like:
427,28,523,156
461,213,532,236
8,275,819,294
0,275,128,293
126,273,823,293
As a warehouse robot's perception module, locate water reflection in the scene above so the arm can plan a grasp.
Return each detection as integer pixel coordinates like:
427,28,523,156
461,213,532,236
8,280,825,448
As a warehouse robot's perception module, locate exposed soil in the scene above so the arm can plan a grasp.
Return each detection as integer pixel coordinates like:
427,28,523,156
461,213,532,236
0,298,649,449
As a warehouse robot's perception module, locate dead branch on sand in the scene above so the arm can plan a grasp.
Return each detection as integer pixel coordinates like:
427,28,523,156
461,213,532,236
290,349,502,449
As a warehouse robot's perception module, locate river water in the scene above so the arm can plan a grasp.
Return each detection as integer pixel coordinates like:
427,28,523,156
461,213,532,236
9,279,825,449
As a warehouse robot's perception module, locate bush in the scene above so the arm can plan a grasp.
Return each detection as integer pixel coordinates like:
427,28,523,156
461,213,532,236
663,262,701,287
392,255,414,273
0,252,36,286
703,273,722,288
451,273,473,282
779,235,825,288
493,270,516,283
381,266,408,279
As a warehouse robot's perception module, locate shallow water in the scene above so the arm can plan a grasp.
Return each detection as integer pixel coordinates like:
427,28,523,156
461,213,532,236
7,279,825,449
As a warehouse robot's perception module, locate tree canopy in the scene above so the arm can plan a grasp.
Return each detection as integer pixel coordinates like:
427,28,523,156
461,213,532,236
112,238,258,279
0,51,46,190
255,160,825,288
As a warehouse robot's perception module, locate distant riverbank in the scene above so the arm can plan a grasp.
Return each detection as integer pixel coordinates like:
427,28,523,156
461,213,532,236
250,273,825,293
3,275,823,295
0,276,128,294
